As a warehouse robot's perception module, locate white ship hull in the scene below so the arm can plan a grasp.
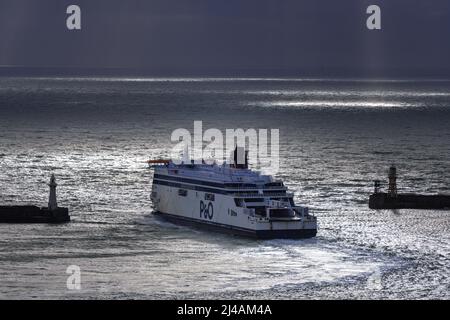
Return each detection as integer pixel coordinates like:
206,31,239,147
151,176,317,239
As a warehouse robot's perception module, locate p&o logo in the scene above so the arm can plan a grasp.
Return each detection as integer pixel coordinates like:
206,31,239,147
200,200,214,220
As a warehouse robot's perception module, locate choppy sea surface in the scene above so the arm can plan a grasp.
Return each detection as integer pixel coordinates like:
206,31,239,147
0,77,449,299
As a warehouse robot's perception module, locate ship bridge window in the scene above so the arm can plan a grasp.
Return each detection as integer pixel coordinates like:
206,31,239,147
235,191,259,196
264,191,287,195
234,198,244,207
270,208,295,218
205,193,215,201
251,206,266,216
225,183,241,188
244,198,264,203
178,189,188,197
265,182,283,187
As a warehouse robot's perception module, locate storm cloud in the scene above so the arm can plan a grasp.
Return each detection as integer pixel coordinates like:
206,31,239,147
0,0,449,76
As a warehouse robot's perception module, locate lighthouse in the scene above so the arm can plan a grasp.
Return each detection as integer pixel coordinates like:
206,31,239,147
388,165,397,198
48,174,58,210
0,173,70,223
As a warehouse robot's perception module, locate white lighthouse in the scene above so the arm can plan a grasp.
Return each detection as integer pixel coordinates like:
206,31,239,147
48,174,58,210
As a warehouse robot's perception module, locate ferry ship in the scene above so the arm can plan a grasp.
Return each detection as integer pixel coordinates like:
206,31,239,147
148,148,317,239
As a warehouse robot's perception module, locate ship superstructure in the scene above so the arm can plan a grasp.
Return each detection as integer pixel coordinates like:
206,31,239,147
149,149,317,239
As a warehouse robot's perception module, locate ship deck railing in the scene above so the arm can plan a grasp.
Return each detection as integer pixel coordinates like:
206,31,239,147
228,187,287,193
232,192,294,198
230,185,287,190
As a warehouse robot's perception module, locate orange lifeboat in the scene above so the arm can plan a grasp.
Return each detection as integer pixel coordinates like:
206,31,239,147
147,159,171,165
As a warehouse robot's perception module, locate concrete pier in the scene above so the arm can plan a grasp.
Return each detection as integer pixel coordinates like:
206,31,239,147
0,205,70,223
0,175,70,223
369,166,450,210
369,193,450,210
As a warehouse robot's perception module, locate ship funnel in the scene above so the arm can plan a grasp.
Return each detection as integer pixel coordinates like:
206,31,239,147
230,146,248,169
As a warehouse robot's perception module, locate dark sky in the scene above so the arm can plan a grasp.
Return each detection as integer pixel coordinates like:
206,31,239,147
0,0,449,77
